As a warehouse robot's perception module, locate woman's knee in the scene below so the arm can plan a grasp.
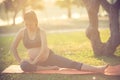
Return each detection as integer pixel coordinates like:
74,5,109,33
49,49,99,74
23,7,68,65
20,60,37,72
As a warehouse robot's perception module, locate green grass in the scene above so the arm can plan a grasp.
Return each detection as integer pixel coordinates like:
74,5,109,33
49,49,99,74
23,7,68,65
0,28,120,80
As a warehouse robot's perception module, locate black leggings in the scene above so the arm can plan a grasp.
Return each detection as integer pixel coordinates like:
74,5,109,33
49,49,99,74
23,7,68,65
20,50,83,72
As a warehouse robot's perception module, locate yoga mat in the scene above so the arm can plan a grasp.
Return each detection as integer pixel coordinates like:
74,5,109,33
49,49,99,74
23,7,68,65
2,65,120,76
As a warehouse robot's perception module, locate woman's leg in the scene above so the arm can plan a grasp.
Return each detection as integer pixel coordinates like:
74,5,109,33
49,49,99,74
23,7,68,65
38,50,83,70
81,64,109,73
20,60,59,72
38,50,108,73
20,60,37,72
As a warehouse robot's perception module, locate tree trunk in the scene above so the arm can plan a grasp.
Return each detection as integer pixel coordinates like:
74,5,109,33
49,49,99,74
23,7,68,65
82,0,120,56
68,5,71,19
67,0,72,19
13,11,17,26
6,11,9,25
103,5,120,55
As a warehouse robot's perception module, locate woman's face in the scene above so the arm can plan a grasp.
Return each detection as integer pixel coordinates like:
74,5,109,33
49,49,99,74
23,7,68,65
25,20,37,32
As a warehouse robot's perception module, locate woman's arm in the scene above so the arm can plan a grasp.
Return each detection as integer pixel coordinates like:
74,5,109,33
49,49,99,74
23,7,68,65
11,29,24,64
31,30,49,64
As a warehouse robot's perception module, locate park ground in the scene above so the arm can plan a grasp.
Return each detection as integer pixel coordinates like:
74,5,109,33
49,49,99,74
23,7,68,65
0,18,120,80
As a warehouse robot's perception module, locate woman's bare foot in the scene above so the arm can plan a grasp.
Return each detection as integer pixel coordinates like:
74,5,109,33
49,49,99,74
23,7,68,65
97,64,109,73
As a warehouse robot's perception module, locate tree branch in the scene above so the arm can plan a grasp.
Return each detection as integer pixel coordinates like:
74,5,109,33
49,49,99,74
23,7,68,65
82,0,100,13
114,0,120,9
100,0,111,13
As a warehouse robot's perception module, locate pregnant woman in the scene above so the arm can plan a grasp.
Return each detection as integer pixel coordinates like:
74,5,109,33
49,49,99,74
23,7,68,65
11,11,108,73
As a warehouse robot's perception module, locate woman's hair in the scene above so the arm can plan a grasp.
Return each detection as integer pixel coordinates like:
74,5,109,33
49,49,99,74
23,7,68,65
24,11,38,25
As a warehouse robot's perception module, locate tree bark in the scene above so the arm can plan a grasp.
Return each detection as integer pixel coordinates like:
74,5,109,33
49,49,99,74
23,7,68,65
103,0,120,55
83,0,120,56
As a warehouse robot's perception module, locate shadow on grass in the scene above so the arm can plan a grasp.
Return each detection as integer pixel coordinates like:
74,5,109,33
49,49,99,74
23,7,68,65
95,55,120,66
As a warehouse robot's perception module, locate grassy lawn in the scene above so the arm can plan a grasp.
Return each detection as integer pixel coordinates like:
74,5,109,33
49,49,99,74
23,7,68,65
0,28,120,80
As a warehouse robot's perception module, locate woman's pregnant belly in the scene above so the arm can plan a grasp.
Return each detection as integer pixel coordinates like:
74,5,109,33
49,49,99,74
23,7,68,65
28,47,41,60
28,47,49,61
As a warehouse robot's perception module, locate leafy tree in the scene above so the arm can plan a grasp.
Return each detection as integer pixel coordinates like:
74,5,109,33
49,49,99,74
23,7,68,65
0,0,44,25
12,0,44,25
12,0,27,25
28,0,44,10
0,2,7,21
55,0,84,19
72,0,84,7
56,0,72,18
0,0,13,24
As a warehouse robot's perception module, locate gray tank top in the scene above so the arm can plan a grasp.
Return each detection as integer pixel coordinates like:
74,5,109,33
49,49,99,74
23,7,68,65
23,28,41,49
